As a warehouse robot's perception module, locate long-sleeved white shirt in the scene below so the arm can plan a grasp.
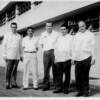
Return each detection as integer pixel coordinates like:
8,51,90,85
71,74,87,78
39,31,59,51
72,30,95,61
22,36,38,52
54,34,73,63
3,32,22,60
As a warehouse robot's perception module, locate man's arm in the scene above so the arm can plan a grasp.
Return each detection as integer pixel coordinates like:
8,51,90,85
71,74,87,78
19,36,24,62
91,34,95,65
38,33,44,49
35,37,39,52
2,35,7,61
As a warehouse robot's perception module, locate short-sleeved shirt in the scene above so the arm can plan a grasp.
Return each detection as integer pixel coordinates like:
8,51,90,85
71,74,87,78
39,31,59,51
22,36,38,52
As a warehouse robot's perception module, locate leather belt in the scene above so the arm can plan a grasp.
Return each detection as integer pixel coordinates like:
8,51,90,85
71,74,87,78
24,51,36,53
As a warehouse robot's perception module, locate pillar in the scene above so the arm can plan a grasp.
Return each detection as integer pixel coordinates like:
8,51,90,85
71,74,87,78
15,4,19,17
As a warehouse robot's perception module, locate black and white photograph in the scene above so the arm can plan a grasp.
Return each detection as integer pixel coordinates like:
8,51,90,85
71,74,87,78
0,0,100,98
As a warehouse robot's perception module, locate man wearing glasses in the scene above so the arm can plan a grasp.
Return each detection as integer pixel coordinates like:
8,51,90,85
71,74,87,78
3,22,23,89
72,21,95,96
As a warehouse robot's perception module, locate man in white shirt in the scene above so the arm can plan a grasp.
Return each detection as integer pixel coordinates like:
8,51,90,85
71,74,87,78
39,22,59,91
53,26,72,94
72,21,95,97
3,22,23,89
22,27,38,90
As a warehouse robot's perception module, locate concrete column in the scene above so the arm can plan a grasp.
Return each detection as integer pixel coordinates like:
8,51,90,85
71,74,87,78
15,4,19,17
5,13,8,22
31,1,35,9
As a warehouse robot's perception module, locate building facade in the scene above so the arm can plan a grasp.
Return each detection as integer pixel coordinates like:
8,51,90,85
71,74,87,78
0,1,100,80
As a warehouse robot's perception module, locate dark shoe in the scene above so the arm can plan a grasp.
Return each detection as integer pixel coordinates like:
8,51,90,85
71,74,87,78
23,87,29,90
42,86,50,91
76,92,83,97
63,89,69,94
53,89,63,93
83,92,89,97
12,84,19,88
33,87,39,90
6,85,12,89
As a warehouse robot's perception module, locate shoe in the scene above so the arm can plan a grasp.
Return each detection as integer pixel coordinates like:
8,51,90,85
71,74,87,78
76,92,83,97
22,87,29,90
12,84,19,88
42,86,50,91
33,87,39,90
53,89,63,93
83,92,89,97
63,89,69,94
6,84,12,89
23,88,29,90
83,94,89,97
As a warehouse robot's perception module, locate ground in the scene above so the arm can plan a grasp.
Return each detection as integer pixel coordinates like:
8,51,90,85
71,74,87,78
0,67,100,97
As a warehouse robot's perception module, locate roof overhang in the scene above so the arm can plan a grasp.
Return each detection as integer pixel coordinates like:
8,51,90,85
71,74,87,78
18,1,100,32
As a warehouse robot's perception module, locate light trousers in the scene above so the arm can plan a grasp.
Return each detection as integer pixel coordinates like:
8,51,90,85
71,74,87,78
23,53,38,88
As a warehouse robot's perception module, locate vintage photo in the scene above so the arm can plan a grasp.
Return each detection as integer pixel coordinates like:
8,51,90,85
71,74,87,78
0,0,100,97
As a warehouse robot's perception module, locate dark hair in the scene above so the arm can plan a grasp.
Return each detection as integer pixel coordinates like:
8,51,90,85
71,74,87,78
27,27,34,31
60,25,66,28
45,21,53,26
10,22,17,27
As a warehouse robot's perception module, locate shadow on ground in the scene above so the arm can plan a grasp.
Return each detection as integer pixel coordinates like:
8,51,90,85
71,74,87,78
0,67,100,97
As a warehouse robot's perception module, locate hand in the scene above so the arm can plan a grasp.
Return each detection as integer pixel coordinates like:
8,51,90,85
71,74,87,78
71,60,75,65
91,58,95,65
20,56,23,62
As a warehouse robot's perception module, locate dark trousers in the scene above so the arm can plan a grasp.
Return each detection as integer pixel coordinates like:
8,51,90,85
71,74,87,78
43,49,56,86
55,60,71,90
75,56,92,93
6,59,19,85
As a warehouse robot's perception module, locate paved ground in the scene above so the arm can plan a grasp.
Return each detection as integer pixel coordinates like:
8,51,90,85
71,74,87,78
0,67,100,97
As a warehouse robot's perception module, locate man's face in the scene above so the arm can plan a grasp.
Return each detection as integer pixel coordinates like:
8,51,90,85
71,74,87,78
61,27,68,36
78,21,86,33
46,23,53,33
11,24,17,33
27,28,33,37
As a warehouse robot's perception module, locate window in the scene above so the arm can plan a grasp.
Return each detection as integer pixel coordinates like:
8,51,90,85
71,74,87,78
18,2,31,16
7,10,16,21
86,13,99,32
0,14,6,26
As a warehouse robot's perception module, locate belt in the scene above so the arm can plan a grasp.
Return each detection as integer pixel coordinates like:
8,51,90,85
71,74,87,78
44,49,54,52
24,51,36,53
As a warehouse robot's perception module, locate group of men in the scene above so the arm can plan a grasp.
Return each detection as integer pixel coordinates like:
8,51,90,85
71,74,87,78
3,20,95,97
